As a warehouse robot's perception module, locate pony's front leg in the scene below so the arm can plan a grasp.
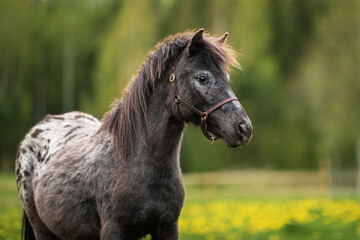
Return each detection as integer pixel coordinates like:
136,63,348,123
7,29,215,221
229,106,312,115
100,220,129,240
152,222,179,240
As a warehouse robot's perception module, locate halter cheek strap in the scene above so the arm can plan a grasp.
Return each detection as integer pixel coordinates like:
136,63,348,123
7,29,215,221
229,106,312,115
169,64,238,143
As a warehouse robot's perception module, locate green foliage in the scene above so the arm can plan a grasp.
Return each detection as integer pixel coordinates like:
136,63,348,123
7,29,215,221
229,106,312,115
0,0,359,172
0,0,117,168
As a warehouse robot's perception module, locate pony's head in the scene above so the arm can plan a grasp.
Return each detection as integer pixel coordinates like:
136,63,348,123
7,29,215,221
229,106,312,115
172,29,252,147
102,29,252,160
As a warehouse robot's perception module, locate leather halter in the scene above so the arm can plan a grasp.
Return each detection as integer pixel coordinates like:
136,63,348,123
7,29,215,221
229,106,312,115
169,63,238,143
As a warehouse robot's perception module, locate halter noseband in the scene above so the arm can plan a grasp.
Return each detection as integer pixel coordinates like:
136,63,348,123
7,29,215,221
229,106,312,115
169,63,238,143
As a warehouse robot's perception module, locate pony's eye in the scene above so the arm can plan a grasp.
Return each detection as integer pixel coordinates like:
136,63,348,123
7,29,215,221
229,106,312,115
197,75,207,83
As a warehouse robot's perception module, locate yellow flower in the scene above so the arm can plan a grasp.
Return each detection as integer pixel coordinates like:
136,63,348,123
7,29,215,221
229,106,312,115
178,198,360,237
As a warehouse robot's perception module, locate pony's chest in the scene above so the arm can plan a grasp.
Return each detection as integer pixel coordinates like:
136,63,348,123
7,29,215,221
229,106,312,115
141,178,185,216
120,177,185,226
128,197,181,233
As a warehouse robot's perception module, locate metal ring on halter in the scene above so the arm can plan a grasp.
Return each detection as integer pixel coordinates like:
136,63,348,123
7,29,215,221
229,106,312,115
174,95,180,103
169,73,176,82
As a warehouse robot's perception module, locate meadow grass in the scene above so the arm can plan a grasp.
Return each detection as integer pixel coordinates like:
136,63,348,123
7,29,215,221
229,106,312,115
179,198,360,240
0,172,22,240
1,171,360,240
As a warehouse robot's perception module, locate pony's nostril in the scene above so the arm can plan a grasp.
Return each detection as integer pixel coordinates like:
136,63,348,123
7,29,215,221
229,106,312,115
239,120,247,134
239,120,252,139
239,123,246,134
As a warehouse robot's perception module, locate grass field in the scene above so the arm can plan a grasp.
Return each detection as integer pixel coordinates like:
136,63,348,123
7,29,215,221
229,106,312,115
0,173,22,240
1,171,360,240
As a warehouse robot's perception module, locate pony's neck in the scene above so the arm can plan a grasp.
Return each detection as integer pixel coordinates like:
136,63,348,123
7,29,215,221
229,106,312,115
100,69,186,167
134,75,185,165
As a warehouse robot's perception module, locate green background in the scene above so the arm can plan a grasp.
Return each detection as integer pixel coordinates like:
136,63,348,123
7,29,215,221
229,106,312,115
1,0,359,173
0,1,360,238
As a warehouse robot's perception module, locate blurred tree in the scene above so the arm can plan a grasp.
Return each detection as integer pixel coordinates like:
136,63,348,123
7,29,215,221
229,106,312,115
0,0,358,174
83,0,160,118
293,0,360,171
0,0,117,169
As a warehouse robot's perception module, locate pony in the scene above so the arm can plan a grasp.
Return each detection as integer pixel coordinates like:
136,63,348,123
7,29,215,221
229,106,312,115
15,29,252,240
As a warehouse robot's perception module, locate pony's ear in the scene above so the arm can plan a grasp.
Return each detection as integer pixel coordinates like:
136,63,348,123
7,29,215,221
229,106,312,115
218,32,229,44
187,28,204,57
